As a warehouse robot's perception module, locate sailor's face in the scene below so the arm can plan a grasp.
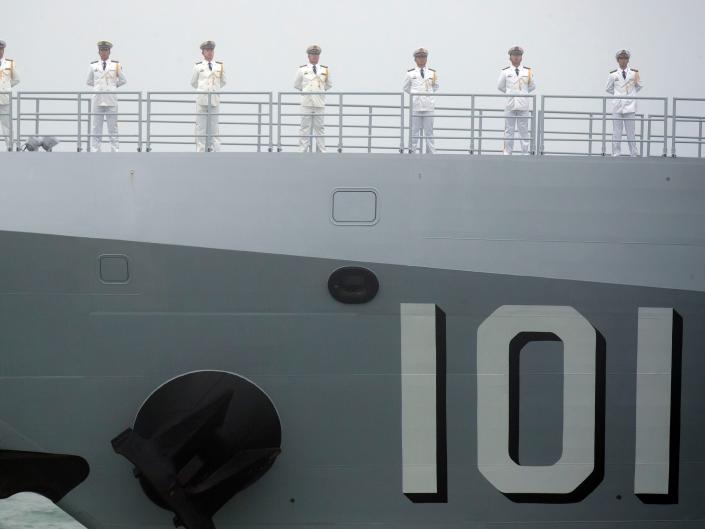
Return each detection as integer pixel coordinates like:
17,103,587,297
98,49,110,61
308,53,320,65
510,54,522,67
202,49,215,61
618,57,629,69
414,56,428,68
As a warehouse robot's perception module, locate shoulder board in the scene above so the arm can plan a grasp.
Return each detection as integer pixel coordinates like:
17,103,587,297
196,61,201,64
300,64,307,68
502,66,510,70
610,69,617,73
407,68,414,72
428,68,436,72
91,60,99,64
111,60,119,63
322,65,328,68
524,66,531,69
631,68,638,72
216,61,223,64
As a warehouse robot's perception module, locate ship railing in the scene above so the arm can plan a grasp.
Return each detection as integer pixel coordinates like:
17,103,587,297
14,91,143,152
145,91,274,152
276,92,405,153
538,95,669,157
408,92,538,154
671,98,705,158
0,91,12,151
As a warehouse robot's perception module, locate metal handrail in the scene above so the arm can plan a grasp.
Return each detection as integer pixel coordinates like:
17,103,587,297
541,95,669,157
0,91,703,158
671,98,705,158
146,91,274,152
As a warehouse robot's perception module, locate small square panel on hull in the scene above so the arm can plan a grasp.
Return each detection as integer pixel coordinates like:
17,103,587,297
99,254,130,284
331,188,378,225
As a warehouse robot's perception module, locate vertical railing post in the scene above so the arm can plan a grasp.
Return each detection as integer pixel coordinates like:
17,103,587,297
601,98,607,156
34,98,40,137
146,93,152,152
257,102,263,153
367,105,373,153
408,92,414,153
588,112,594,156
206,91,212,152
15,92,21,151
538,95,545,155
469,94,476,154
662,98,668,157
7,92,13,151
699,120,703,158
639,114,645,157
478,109,483,155
268,92,274,152
671,98,678,157
530,95,537,155
86,98,92,152
337,94,343,153
137,92,143,152
77,94,82,152
647,115,652,157
276,92,283,152
399,92,405,153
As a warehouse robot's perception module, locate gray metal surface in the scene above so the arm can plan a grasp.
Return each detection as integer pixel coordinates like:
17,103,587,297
0,153,703,528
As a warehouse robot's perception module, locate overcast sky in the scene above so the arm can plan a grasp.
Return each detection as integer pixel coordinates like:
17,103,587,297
3,0,703,98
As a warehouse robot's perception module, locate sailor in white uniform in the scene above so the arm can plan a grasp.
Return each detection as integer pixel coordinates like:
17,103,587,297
294,45,332,153
86,41,126,152
191,40,226,152
497,46,536,155
0,40,20,151
403,47,439,154
606,49,643,157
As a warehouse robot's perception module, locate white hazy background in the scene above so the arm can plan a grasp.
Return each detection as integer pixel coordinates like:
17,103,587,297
3,0,704,96
0,0,701,525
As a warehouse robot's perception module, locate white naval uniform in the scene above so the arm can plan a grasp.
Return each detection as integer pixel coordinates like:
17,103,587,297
294,63,332,152
191,60,226,152
403,66,439,154
0,57,20,150
86,59,127,152
606,67,643,157
497,64,536,155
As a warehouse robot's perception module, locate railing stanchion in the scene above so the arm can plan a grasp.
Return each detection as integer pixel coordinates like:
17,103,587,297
662,98,668,157
639,114,645,157
699,120,703,159
268,92,273,152
408,93,414,153
399,92,405,153
277,92,282,152
588,112,593,156
76,94,82,152
647,115,652,157
469,95,475,154
86,98,91,152
478,109,483,155
206,92,212,152
257,102,262,153
337,94,343,153
601,98,607,156
146,93,152,152
671,98,678,157
137,92,143,152
15,92,21,151
7,93,13,152
367,105,373,153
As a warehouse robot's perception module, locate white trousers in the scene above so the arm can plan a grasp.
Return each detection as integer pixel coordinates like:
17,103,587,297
91,106,119,152
612,112,638,157
411,111,435,154
0,104,10,151
196,104,221,152
299,106,326,153
504,110,531,155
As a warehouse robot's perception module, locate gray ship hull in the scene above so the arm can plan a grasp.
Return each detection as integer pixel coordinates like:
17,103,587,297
0,153,703,528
